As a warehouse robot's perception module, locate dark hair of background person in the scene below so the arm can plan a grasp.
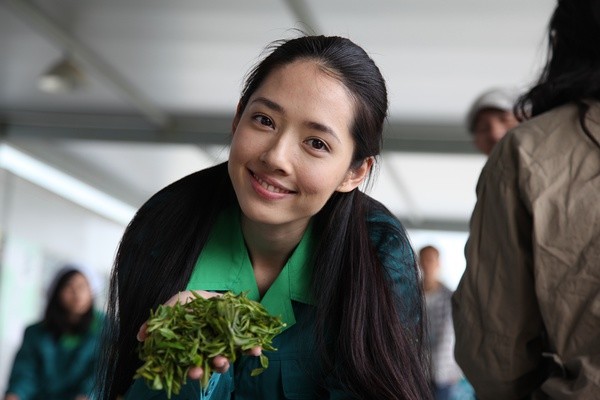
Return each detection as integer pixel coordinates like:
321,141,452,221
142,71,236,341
515,0,600,148
97,35,430,400
44,269,95,339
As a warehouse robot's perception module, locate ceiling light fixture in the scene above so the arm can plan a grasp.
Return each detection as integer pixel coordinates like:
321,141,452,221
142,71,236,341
38,56,85,93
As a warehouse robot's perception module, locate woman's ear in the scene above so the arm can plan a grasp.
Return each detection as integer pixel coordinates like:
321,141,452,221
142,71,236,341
231,100,244,133
336,157,374,193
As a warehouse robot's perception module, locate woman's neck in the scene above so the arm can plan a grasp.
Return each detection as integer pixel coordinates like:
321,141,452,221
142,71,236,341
241,216,308,296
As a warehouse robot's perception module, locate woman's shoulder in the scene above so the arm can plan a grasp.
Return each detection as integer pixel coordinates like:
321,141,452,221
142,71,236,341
22,321,49,340
501,102,586,154
364,195,406,238
363,195,415,264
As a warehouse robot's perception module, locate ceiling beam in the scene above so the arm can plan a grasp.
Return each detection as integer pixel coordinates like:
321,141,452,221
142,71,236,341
4,0,171,129
1,111,474,232
384,121,475,154
0,110,477,154
400,217,469,232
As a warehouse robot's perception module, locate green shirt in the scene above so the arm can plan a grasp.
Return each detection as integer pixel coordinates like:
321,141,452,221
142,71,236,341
125,207,419,400
187,207,315,330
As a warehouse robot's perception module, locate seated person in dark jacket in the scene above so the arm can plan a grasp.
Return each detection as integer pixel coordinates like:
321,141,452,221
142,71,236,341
4,265,104,400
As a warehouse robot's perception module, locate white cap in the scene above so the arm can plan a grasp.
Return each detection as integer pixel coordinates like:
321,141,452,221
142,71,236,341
466,87,521,133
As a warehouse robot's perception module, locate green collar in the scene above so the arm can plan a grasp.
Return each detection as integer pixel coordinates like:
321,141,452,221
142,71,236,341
186,208,315,330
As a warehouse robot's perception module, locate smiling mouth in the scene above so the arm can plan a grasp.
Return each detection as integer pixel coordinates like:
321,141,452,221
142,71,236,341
252,172,294,194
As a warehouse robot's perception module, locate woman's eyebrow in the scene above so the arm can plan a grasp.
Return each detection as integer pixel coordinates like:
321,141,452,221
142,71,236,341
251,96,341,143
304,121,341,143
251,97,284,114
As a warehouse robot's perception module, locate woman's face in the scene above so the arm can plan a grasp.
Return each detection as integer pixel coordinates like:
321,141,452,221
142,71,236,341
228,60,369,230
60,272,93,317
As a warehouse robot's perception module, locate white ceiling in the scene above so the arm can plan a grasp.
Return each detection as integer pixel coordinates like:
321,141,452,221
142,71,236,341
0,0,556,230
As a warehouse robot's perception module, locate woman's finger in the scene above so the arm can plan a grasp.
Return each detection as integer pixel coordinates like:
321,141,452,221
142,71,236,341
186,355,230,380
211,356,230,373
244,346,262,357
188,366,203,380
136,321,148,342
165,290,221,306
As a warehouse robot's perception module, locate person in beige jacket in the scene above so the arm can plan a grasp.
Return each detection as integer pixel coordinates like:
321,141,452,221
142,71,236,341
452,0,600,399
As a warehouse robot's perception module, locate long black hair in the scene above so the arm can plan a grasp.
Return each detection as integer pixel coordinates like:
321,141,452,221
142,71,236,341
97,35,430,399
44,268,94,339
97,164,235,400
516,0,600,148
238,35,430,399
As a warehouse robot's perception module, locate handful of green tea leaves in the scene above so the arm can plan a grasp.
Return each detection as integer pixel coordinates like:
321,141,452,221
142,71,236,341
134,291,286,398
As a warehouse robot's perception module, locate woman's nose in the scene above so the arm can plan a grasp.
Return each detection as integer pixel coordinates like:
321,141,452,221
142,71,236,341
259,134,294,173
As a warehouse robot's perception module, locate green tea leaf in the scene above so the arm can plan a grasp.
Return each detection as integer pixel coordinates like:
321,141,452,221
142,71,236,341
134,291,286,398
259,353,269,369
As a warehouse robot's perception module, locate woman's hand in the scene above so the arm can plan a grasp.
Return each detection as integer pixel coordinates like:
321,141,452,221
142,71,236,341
136,290,262,379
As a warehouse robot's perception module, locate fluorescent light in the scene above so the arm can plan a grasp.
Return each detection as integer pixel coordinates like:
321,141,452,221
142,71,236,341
0,143,135,225
38,57,85,93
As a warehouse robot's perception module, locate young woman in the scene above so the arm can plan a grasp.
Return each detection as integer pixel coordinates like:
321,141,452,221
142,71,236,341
5,266,104,400
98,35,431,400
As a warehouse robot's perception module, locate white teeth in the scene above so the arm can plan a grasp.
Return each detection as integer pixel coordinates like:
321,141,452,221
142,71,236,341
254,174,289,194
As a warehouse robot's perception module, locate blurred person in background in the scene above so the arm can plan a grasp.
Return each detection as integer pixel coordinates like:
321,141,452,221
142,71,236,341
418,246,470,400
466,87,520,156
4,265,104,400
453,0,600,398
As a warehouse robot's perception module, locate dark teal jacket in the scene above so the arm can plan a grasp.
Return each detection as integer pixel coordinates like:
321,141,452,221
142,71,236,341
5,312,104,400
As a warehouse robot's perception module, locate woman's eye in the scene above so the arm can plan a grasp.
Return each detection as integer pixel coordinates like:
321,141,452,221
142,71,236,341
254,115,274,128
306,138,329,151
